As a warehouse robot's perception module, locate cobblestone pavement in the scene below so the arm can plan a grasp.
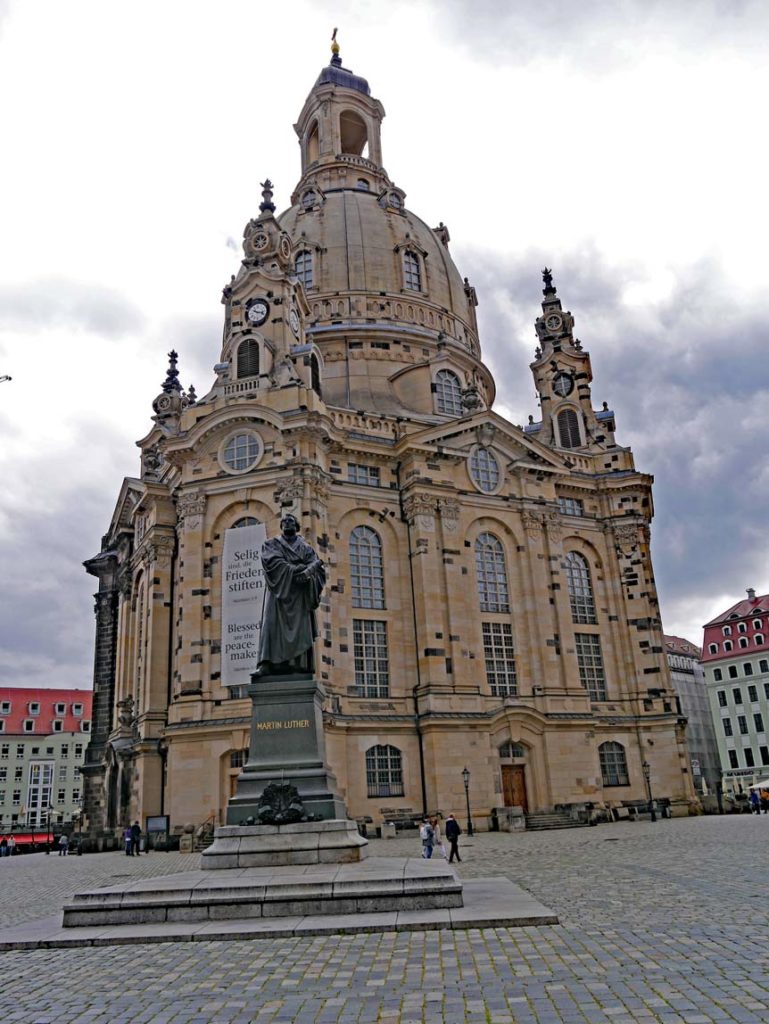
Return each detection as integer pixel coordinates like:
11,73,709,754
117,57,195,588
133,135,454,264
2,816,769,1023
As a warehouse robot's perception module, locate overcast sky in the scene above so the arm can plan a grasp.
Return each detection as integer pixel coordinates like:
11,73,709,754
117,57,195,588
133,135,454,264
1,0,768,689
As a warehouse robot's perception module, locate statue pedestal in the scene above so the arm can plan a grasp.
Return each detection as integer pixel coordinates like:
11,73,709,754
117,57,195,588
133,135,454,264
226,673,347,824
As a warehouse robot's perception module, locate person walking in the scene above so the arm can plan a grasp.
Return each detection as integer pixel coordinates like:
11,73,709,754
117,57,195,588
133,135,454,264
130,821,142,856
0,837,7,857
123,825,134,856
445,814,462,863
419,818,434,859
430,817,447,859
750,790,760,814
58,833,69,856
7,836,16,856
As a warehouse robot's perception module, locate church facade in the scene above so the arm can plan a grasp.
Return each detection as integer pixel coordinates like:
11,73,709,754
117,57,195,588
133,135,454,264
82,46,696,836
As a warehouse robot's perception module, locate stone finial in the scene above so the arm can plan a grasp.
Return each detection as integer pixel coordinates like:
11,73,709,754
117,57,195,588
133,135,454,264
187,384,197,404
259,179,276,214
331,27,341,67
161,350,182,393
542,267,556,296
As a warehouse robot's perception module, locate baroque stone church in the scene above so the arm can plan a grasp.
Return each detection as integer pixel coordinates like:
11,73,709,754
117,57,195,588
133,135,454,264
82,43,696,836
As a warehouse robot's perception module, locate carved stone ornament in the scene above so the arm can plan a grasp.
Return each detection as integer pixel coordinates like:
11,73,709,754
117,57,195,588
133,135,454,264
476,422,496,448
142,445,163,480
250,782,312,826
545,511,562,543
274,476,304,506
403,493,439,530
117,695,135,729
306,465,331,504
521,510,545,535
438,498,460,533
176,490,207,530
143,535,175,569
612,524,638,554
117,567,133,600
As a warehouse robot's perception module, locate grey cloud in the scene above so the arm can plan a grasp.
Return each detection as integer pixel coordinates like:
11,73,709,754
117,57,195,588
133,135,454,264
0,418,136,689
434,0,769,69
0,278,146,338
461,243,769,631
154,313,223,396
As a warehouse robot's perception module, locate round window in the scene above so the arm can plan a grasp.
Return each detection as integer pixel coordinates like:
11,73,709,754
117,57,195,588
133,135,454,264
220,432,262,474
302,191,315,210
469,446,500,493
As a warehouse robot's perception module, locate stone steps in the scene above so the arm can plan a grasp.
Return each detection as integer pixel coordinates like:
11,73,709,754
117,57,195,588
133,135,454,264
525,812,588,831
62,858,463,928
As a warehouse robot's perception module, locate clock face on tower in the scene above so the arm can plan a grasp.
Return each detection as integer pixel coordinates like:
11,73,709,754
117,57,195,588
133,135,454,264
545,313,563,333
289,308,300,338
552,371,574,397
246,299,269,327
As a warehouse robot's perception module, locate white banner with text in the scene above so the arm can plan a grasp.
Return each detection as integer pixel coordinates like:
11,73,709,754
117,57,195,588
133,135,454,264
221,522,266,687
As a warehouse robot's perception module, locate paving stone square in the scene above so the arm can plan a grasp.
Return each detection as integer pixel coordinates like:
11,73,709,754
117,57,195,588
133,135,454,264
1,817,769,1022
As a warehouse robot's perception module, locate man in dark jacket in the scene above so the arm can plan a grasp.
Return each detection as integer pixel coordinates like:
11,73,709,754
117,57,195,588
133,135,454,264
130,821,142,856
445,814,462,863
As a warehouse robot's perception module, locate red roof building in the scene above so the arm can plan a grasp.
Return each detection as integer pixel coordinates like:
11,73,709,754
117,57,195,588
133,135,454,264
702,588,769,664
0,688,92,736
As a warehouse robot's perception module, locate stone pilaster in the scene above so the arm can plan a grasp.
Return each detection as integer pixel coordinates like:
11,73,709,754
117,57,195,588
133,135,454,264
82,549,120,835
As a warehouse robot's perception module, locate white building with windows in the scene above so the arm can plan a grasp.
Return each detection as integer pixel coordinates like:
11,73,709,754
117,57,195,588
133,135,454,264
82,43,695,837
702,591,769,796
0,688,92,829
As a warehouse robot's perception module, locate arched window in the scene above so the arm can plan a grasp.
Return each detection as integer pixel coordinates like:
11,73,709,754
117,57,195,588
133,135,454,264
357,178,370,191
754,619,763,630
434,369,462,416
350,526,385,609
565,551,596,624
236,338,259,379
723,626,732,636
310,352,322,396
365,745,403,797
599,742,629,787
740,637,749,649
340,110,368,157
708,644,718,655
295,250,313,289
557,408,582,448
755,634,765,646
301,190,315,211
475,533,509,613
724,640,733,651
403,250,421,291
232,517,259,529
306,120,319,164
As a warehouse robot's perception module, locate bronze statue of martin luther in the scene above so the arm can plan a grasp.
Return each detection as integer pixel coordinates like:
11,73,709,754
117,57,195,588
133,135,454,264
256,514,326,676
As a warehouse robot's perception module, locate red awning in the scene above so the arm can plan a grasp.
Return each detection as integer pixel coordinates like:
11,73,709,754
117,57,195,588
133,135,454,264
1,832,53,845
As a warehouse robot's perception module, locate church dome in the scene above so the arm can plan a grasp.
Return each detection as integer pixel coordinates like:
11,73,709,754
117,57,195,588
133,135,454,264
278,190,477,348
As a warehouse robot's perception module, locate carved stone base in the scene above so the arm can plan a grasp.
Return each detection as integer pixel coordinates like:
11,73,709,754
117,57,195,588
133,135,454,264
201,819,368,870
227,674,347,824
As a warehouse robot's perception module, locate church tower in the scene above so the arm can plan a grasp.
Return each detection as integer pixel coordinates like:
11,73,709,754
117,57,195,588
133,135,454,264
82,40,696,840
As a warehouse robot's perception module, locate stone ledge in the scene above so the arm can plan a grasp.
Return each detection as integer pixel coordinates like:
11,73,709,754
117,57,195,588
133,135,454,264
1,879,557,951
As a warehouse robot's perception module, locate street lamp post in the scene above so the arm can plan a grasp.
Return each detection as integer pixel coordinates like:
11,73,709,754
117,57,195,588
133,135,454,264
45,804,53,853
642,761,657,822
461,766,474,837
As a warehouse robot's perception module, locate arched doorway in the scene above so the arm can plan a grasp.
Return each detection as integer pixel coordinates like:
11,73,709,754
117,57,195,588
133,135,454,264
498,740,529,812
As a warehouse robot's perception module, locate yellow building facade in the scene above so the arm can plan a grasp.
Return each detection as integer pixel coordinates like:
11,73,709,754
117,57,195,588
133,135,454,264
82,48,696,837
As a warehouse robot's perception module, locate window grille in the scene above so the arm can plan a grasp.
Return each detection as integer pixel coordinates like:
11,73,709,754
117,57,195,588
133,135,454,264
295,250,313,289
223,433,260,471
347,464,380,487
482,622,517,697
434,370,462,416
353,620,389,697
575,634,607,701
469,447,500,493
565,552,596,624
403,251,421,290
350,526,385,609
232,517,259,529
365,745,403,798
599,742,629,786
558,497,583,516
475,533,509,613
